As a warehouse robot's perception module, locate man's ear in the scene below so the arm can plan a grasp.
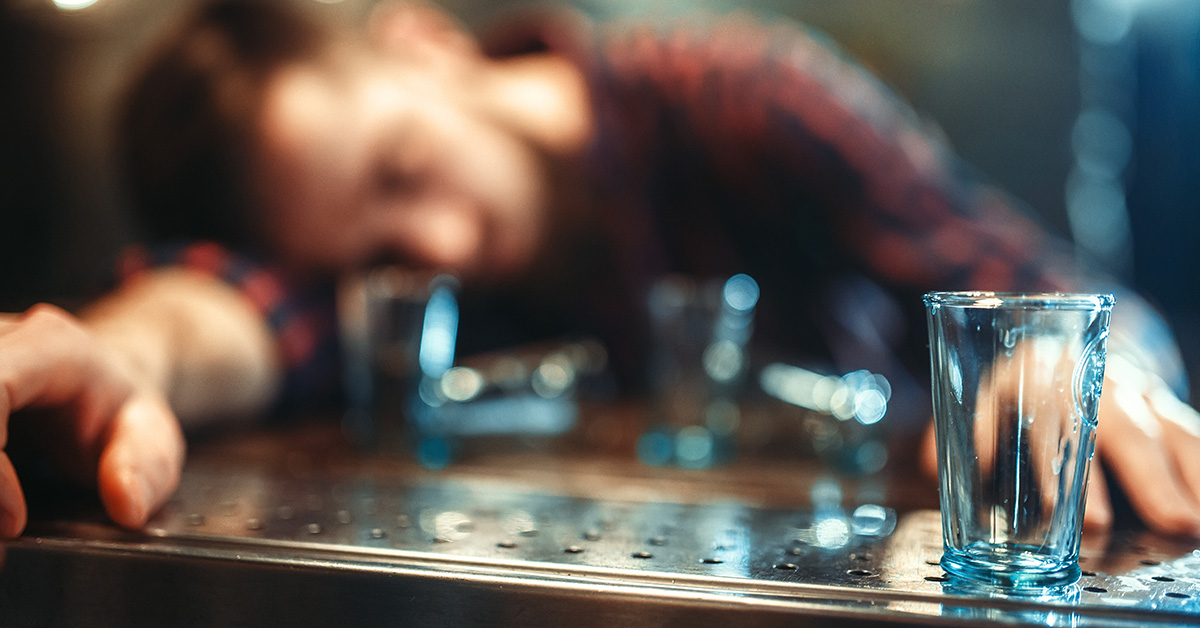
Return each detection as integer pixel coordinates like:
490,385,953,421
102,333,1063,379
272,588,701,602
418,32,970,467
367,1,482,63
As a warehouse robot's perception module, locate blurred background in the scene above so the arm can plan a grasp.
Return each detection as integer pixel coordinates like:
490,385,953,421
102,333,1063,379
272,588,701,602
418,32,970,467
1,0,1197,399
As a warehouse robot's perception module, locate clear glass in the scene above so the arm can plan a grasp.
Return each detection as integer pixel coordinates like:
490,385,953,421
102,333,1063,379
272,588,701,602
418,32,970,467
338,267,460,457
638,273,759,469
924,291,1113,591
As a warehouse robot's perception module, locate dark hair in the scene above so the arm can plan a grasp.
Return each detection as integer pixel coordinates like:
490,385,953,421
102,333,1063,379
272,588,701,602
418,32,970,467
119,0,328,249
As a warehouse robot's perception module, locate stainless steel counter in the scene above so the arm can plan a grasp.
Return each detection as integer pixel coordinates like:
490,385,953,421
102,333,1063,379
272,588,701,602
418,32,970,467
2,418,1198,627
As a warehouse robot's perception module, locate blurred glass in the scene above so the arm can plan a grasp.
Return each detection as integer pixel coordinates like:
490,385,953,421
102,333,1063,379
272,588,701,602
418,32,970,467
338,267,460,455
759,363,891,475
638,273,758,469
338,266,605,468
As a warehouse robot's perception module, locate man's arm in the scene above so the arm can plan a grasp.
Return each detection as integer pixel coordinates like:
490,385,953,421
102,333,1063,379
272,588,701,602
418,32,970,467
0,268,281,537
82,267,282,425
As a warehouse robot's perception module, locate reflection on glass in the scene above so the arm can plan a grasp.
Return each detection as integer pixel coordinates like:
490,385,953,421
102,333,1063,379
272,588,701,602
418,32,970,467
640,273,759,469
760,363,892,475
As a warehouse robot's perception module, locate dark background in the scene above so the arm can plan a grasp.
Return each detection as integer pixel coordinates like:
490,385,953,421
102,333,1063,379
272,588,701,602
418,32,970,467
2,0,1196,400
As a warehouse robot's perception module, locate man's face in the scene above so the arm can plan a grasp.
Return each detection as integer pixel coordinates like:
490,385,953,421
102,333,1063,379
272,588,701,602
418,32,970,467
253,45,549,284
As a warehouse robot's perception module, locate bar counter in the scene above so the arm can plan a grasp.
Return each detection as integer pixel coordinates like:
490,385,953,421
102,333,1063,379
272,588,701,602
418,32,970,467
1,404,1198,627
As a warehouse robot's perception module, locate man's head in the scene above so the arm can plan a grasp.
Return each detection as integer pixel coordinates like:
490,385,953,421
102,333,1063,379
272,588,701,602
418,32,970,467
120,0,327,253
121,0,574,284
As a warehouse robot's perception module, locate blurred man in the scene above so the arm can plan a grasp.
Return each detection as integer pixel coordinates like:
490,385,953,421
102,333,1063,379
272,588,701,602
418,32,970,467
1,0,1197,538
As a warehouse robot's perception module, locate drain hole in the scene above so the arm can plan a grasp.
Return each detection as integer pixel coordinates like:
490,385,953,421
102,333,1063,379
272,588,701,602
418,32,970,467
648,536,667,546
924,576,948,583
1139,559,1161,566
564,546,585,554
846,569,873,577
774,563,799,571
1080,570,1097,577
632,551,653,559
1152,576,1175,582
850,553,872,562
701,558,723,564
1165,592,1190,599
1084,586,1107,594
497,540,517,549
925,560,941,566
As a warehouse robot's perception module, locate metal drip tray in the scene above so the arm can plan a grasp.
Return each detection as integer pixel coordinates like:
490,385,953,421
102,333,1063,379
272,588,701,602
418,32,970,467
7,424,1200,627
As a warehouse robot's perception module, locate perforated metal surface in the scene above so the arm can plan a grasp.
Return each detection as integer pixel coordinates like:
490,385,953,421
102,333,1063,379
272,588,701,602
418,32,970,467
10,425,1200,628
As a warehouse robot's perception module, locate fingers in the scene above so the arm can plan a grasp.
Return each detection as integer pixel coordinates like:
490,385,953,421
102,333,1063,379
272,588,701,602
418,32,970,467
97,395,185,529
0,452,26,538
1082,460,1112,532
1096,381,1200,537
1149,387,1200,500
1,304,179,534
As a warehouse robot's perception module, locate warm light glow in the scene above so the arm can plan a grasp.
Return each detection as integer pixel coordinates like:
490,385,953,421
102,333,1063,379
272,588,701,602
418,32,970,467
53,0,99,10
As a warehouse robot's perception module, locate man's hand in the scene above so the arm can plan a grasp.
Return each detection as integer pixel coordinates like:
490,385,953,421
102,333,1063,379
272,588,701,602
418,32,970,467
0,305,186,538
919,358,1200,537
1083,355,1200,536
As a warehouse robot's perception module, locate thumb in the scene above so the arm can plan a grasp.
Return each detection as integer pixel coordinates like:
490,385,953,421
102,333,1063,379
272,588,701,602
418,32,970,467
97,394,185,529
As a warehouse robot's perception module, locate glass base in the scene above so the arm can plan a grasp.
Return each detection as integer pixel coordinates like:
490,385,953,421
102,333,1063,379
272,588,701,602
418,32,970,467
942,542,1080,591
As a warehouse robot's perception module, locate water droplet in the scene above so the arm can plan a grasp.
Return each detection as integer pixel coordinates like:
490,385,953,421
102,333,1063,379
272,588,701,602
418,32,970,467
307,523,322,535
371,528,386,539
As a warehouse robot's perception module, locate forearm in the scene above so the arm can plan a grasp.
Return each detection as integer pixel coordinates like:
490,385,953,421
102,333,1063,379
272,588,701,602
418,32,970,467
79,268,282,427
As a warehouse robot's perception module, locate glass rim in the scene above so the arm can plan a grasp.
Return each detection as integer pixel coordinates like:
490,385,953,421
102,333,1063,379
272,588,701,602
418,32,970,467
923,291,1115,311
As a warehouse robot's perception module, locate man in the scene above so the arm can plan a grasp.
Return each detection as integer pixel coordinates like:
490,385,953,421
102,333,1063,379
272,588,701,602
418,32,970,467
1,0,1198,539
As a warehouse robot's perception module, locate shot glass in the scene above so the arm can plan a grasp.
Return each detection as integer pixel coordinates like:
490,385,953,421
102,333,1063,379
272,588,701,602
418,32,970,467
338,267,459,452
924,291,1113,590
638,273,759,469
